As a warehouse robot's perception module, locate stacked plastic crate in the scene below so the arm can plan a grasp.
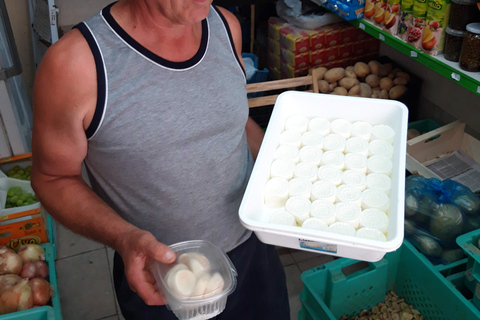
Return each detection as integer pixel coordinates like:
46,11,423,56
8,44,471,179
267,17,381,80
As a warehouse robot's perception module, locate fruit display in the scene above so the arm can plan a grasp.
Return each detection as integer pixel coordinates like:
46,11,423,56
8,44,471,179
5,165,32,181
383,0,401,35
5,187,39,208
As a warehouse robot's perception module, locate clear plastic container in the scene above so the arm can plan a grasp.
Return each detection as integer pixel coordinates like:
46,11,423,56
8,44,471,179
459,23,480,72
150,240,237,320
444,27,465,62
449,0,480,31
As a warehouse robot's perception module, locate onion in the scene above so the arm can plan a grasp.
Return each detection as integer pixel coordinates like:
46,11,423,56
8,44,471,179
0,275,22,295
0,246,23,275
19,261,49,279
29,278,53,306
0,279,33,314
17,244,45,263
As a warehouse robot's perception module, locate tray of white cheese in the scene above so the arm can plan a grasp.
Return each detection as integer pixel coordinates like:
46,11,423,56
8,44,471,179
239,91,408,262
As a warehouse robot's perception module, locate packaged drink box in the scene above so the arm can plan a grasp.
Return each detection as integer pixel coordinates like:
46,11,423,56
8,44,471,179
383,0,402,35
268,17,288,41
421,0,452,55
338,43,354,59
338,0,366,6
310,47,339,67
407,0,429,48
280,48,310,70
308,28,326,51
324,26,343,48
397,0,415,41
268,37,281,55
374,0,388,28
340,26,358,44
323,0,366,20
280,25,311,55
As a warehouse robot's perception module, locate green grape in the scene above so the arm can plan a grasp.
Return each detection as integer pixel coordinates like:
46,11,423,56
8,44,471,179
32,195,37,201
17,170,24,176
7,169,15,176
25,165,32,172
10,195,18,204
12,165,20,172
25,193,33,199
16,199,23,206
26,176,31,181
20,194,28,202
7,189,15,197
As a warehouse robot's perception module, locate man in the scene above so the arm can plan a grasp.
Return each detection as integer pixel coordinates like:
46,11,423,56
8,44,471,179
32,0,290,319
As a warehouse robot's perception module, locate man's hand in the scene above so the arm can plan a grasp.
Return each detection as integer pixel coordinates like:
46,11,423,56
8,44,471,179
115,228,176,305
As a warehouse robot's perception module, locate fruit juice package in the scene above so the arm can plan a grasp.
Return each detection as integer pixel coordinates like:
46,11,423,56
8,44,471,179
310,47,338,67
268,17,288,41
280,48,310,70
374,0,388,28
364,0,378,22
280,25,311,55
421,0,452,55
407,0,429,49
383,0,402,35
398,0,415,41
308,28,326,51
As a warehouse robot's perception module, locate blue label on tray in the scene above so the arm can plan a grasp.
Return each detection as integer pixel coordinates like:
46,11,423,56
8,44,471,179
299,239,337,253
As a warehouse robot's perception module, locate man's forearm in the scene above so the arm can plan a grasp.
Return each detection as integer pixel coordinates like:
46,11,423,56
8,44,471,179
245,117,265,160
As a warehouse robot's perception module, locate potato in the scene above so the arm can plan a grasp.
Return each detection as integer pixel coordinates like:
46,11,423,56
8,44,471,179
379,77,393,91
378,64,391,77
359,83,372,98
318,80,330,94
368,60,381,76
393,77,409,85
311,67,328,81
348,84,360,96
389,85,408,99
333,87,348,96
339,77,359,90
396,71,411,81
380,89,389,99
329,82,337,91
365,74,380,88
324,67,346,83
372,87,381,94
354,62,371,78
388,73,395,80
345,66,357,79
391,68,402,77
371,93,379,98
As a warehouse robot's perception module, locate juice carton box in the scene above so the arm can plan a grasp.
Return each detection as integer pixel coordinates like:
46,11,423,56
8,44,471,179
374,0,388,28
268,17,288,41
280,25,311,55
407,0,429,49
364,0,378,22
383,0,402,35
280,48,310,70
310,47,339,67
421,0,452,55
398,0,415,41
308,28,326,51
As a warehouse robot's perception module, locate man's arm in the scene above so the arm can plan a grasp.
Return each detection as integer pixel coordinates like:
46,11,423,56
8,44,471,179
31,29,174,305
217,6,265,160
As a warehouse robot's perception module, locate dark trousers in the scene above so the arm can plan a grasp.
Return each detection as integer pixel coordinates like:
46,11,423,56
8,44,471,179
113,233,291,320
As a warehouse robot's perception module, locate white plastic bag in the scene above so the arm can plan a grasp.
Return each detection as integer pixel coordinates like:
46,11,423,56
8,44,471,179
276,0,343,30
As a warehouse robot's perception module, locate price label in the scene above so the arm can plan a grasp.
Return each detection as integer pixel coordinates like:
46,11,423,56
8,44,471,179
359,23,365,30
451,72,461,81
379,34,385,41
410,51,418,58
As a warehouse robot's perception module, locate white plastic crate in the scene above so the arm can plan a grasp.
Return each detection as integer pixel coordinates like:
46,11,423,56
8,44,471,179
239,91,408,262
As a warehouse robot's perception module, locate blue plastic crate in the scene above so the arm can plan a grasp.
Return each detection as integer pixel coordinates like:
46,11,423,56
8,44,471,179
299,239,480,320
0,243,62,319
242,53,269,98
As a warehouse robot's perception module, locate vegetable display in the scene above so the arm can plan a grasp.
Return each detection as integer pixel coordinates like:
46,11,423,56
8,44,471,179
0,244,53,314
314,60,410,100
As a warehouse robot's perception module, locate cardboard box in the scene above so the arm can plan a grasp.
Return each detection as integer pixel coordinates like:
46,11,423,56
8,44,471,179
268,17,288,41
267,50,281,70
0,207,49,250
308,28,326,51
268,37,281,56
406,121,480,193
280,25,311,55
280,48,310,70
310,47,339,67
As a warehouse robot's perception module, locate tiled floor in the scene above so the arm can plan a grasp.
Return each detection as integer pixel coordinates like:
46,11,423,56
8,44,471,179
54,221,336,320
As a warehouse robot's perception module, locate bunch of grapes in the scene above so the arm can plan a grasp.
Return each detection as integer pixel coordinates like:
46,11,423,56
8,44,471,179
6,165,32,181
408,29,422,42
5,186,39,208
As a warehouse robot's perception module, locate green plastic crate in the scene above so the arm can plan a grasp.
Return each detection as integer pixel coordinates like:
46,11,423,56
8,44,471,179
408,119,441,135
457,229,480,310
0,243,62,320
299,239,480,320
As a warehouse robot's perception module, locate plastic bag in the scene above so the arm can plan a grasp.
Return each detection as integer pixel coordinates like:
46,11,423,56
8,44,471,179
404,175,480,264
276,0,343,30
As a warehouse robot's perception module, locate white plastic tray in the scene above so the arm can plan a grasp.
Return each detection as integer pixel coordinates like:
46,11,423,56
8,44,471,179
239,91,408,262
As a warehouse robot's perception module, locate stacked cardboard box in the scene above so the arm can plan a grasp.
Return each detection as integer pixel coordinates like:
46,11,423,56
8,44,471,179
267,18,381,79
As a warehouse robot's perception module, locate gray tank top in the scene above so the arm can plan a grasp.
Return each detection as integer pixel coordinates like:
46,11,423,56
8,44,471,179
75,4,253,252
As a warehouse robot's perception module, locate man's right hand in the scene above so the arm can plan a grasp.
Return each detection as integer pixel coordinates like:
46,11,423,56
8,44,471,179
114,228,176,305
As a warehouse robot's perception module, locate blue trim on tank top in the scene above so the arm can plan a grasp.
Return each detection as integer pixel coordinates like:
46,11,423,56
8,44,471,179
74,22,107,140
101,2,208,70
